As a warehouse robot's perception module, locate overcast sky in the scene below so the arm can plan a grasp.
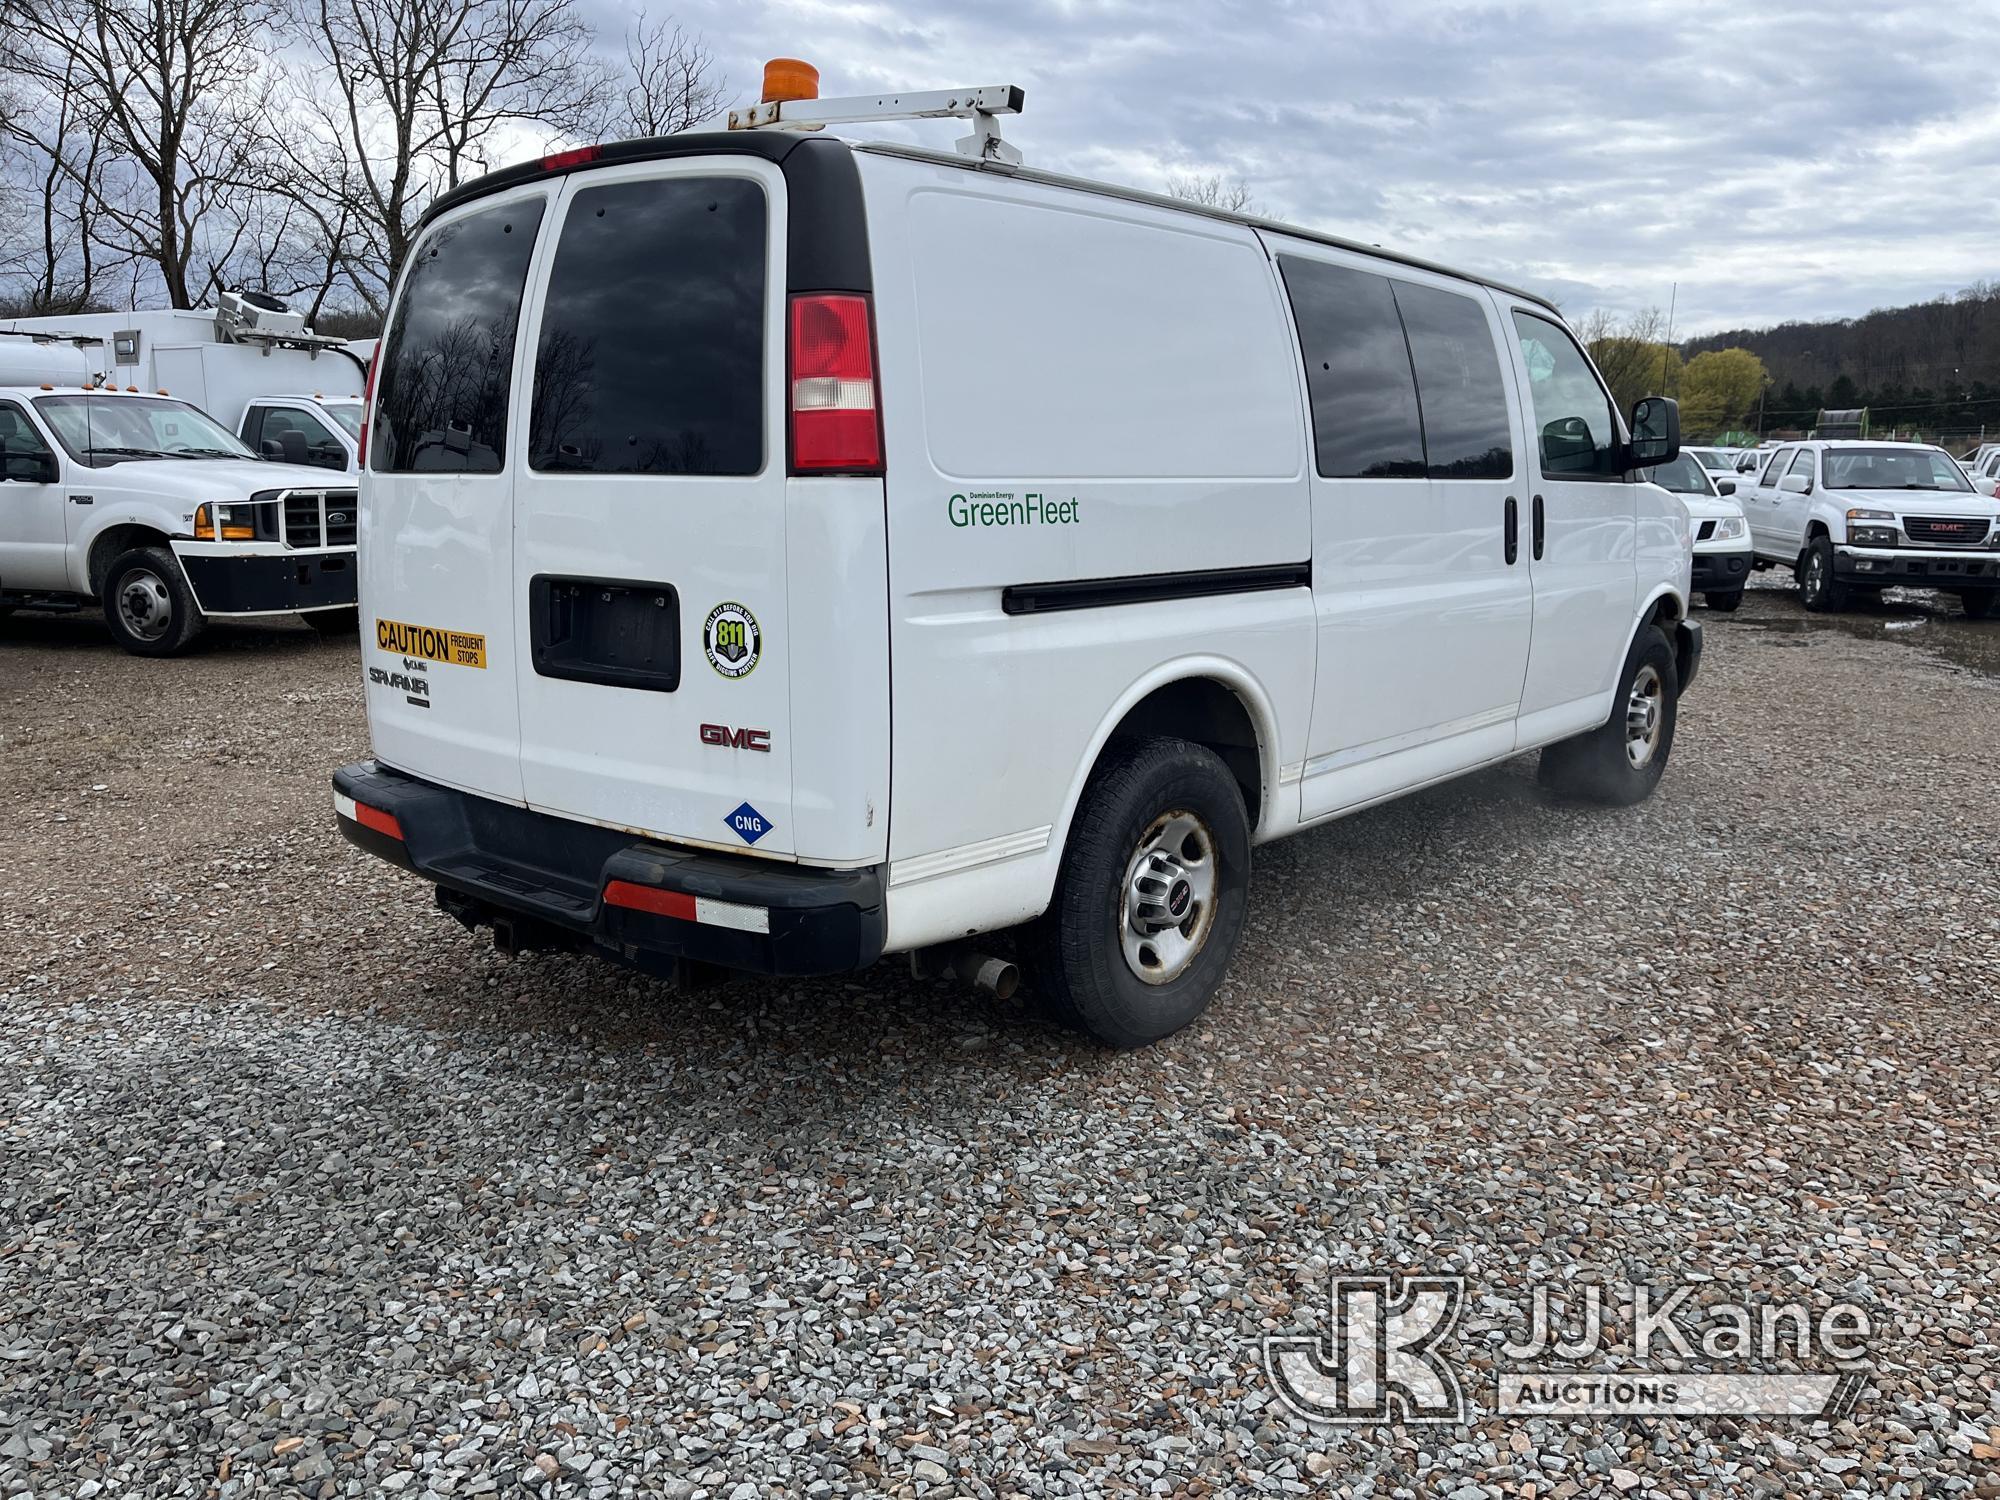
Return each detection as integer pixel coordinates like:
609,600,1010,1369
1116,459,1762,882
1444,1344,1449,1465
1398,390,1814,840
586,0,1999,337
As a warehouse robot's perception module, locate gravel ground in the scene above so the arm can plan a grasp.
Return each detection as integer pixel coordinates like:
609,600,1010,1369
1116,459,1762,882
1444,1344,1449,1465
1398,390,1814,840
2,583,1998,1499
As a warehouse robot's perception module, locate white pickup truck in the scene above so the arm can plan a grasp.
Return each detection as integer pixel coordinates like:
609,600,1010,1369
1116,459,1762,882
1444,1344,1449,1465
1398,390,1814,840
0,363,358,654
1739,440,2000,616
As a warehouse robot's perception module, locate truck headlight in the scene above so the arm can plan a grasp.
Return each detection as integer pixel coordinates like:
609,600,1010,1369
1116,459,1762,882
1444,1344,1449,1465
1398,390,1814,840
1848,525,1899,547
1710,515,1746,541
192,502,259,541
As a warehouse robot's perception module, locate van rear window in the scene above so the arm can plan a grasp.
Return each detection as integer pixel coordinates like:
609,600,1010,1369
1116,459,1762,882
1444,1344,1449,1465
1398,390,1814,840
528,178,765,476
372,198,545,473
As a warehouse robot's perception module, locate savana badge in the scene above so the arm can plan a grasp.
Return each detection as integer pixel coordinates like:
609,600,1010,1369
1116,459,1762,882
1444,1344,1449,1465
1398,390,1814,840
703,602,761,679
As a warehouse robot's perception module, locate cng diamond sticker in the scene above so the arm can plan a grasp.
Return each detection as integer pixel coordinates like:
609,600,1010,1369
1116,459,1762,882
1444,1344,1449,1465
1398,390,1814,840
724,802,773,845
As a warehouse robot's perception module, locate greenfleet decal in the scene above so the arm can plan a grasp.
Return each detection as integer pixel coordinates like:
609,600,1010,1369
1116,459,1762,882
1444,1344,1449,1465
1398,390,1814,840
947,490,1081,529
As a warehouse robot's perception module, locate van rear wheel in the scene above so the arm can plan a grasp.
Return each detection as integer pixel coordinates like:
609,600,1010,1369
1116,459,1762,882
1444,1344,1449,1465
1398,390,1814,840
1025,736,1251,1048
1538,626,1679,806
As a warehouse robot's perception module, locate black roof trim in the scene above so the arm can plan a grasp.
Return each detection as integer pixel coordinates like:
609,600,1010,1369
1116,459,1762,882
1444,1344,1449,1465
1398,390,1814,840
421,132,803,228
417,132,871,295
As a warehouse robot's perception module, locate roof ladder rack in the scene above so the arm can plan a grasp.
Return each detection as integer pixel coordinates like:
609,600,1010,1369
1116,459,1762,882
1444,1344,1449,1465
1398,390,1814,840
728,85,1026,166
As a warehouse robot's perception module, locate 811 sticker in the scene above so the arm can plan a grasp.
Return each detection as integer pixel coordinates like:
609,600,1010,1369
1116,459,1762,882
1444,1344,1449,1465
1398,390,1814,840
703,602,761,679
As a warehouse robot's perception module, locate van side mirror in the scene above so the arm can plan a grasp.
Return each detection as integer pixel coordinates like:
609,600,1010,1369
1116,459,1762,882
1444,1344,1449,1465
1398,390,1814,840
1779,474,1812,495
1976,476,1998,498
1717,479,1736,496
1627,396,1680,468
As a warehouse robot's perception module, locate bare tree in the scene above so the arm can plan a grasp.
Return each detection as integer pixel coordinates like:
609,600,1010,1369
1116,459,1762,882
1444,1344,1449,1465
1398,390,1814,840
1166,173,1258,215
272,0,617,315
1579,307,1681,412
10,0,280,308
612,10,725,137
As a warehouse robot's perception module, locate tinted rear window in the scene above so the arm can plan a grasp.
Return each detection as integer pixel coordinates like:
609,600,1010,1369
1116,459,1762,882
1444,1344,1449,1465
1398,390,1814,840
1279,257,1425,480
1391,281,1512,479
372,199,545,473
529,177,766,475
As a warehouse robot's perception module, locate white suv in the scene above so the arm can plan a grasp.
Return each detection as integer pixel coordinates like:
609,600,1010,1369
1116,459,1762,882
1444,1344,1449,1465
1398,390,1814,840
1739,440,2000,616
332,88,1700,1046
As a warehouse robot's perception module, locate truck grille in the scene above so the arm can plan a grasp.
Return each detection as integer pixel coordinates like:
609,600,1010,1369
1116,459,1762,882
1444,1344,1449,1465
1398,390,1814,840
281,490,360,550
1903,515,1993,547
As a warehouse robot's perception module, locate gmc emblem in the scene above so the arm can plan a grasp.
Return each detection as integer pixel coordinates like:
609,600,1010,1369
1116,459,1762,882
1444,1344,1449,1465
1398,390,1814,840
1931,521,1967,532
700,723,771,752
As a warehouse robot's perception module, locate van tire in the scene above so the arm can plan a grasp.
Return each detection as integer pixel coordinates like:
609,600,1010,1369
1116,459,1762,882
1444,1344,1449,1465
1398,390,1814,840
1798,536,1849,613
1538,626,1678,806
1025,735,1251,1048
306,607,360,635
101,546,205,657
1704,590,1742,612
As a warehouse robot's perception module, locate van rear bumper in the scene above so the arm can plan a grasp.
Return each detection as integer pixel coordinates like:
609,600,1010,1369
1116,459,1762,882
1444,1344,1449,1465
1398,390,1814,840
331,761,885,977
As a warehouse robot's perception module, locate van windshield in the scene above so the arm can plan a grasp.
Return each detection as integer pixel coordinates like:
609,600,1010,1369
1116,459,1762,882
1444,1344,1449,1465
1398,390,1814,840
1822,447,1971,492
35,395,254,466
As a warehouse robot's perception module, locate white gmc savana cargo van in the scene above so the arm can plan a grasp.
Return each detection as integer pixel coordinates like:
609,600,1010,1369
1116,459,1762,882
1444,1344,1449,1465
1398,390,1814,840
334,95,1697,1046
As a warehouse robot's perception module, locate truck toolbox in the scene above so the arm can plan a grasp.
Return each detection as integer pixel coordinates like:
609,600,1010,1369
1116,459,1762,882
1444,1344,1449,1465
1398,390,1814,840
333,762,886,976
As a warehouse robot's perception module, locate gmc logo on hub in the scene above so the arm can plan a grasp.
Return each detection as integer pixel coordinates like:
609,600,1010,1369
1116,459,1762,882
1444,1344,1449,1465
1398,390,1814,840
700,723,771,752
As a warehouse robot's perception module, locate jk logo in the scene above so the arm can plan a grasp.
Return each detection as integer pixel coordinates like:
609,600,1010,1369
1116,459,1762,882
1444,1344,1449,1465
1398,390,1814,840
1265,1275,1466,1424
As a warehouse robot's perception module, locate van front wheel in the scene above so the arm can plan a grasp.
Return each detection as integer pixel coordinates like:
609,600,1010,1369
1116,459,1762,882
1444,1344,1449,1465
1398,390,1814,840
1538,626,1679,806
1025,736,1251,1048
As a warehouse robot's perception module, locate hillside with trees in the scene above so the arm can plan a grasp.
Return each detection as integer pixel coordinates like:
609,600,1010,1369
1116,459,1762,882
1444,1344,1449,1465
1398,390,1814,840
1682,281,2000,444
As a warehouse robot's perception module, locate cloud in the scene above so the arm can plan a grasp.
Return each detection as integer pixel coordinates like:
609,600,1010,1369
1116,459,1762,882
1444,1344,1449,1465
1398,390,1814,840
584,0,1998,335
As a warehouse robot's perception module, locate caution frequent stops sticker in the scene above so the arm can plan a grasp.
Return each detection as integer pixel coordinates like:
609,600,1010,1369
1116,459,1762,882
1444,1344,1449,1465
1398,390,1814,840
375,618,487,669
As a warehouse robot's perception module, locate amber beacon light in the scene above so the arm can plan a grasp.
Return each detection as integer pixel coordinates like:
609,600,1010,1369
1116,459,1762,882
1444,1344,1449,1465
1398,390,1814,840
761,58,820,104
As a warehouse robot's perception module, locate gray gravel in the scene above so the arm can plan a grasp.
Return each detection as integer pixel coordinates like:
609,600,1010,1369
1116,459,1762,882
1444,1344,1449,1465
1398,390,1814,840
2,594,1999,1499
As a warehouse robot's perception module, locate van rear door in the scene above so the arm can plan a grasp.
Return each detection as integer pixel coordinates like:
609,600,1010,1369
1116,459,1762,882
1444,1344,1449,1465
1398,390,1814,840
508,157,800,857
362,185,552,804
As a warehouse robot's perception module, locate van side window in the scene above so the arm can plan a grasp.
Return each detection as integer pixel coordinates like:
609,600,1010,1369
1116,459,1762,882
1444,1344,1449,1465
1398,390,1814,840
529,178,765,476
1787,449,1816,486
1278,257,1424,479
1390,282,1513,479
1759,448,1792,486
372,199,545,473
1511,311,1620,479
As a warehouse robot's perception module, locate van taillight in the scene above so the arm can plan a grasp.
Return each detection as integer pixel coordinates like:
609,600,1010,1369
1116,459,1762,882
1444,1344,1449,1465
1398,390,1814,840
357,345,380,468
789,293,881,474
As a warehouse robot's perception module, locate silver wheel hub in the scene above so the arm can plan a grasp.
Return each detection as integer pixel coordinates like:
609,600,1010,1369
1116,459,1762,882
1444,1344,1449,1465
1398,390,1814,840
117,570,173,641
1625,663,1665,769
1119,810,1218,985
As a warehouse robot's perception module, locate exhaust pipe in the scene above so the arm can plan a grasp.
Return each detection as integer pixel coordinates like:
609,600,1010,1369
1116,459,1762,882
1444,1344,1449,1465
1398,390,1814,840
949,949,1020,1000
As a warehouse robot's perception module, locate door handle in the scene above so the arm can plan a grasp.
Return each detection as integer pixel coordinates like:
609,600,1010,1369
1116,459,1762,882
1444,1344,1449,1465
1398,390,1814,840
1504,496,1518,565
1532,493,1545,560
